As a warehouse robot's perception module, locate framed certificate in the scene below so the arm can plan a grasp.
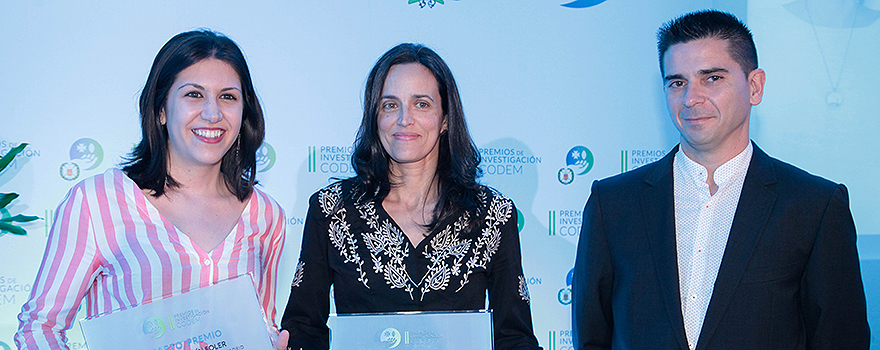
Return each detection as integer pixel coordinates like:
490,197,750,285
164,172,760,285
79,274,273,350
328,310,493,349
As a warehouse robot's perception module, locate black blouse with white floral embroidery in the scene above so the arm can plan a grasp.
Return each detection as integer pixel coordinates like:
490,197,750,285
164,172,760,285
281,179,541,350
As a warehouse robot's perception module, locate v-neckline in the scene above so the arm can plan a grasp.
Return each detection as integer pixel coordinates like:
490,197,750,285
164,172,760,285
376,199,435,252
135,183,254,254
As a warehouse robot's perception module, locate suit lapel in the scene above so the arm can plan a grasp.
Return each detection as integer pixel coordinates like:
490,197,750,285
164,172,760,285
641,146,689,350
695,144,778,350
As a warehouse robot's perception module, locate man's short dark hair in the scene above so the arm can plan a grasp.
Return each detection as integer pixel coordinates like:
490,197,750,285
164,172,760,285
657,9,758,77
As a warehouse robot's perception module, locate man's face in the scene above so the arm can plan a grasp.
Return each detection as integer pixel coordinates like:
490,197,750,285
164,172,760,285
662,37,764,158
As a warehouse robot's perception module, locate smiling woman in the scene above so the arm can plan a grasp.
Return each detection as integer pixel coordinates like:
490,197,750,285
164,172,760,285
377,63,447,186
14,30,288,350
161,58,244,183
280,43,542,350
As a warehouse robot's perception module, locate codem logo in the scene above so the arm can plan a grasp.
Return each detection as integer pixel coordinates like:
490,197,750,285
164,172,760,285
256,142,276,173
142,316,166,339
0,340,12,350
380,327,402,348
60,138,103,181
566,146,593,175
558,146,593,185
69,138,103,171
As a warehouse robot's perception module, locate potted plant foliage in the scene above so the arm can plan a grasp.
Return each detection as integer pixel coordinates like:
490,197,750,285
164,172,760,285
1,143,40,236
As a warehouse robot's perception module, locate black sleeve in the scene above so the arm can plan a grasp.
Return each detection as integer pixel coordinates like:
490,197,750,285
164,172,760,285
572,180,614,350
487,198,543,350
799,184,870,349
281,192,333,350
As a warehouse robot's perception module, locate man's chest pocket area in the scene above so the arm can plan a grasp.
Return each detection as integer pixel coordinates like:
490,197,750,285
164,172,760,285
739,262,801,285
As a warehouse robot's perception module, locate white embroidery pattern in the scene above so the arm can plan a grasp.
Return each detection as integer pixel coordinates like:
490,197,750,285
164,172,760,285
321,183,369,288
323,185,510,301
458,191,510,292
421,213,471,298
518,275,530,304
292,261,305,288
359,200,415,298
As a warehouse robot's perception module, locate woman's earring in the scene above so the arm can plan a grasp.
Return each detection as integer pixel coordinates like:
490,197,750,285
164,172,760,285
235,134,241,160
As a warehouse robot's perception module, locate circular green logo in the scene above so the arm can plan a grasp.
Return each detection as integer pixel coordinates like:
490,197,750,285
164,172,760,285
380,327,401,348
69,138,103,171
566,146,594,175
256,142,276,173
142,317,166,339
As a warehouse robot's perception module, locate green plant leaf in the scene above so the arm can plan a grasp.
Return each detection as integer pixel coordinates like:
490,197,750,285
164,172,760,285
0,192,19,209
0,221,26,235
0,143,28,172
0,214,40,223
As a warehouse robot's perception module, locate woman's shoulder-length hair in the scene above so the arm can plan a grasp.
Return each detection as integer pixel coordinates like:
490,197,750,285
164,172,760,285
349,43,484,234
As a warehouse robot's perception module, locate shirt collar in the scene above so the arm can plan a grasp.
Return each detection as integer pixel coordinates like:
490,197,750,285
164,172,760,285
674,142,753,189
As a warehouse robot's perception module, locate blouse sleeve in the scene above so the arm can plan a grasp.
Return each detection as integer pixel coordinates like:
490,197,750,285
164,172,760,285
15,182,100,350
257,193,287,331
281,191,333,350
487,200,543,350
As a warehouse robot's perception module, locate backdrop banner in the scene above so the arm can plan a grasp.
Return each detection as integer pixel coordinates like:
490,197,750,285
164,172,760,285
1,1,878,349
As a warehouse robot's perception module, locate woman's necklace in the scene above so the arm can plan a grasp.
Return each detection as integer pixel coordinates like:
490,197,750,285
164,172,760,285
804,1,859,107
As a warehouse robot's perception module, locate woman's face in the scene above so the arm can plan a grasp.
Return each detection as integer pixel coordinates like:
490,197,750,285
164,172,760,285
161,58,243,171
378,63,447,170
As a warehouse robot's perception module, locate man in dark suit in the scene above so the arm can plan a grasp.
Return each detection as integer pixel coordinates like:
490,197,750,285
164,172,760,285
572,9,869,350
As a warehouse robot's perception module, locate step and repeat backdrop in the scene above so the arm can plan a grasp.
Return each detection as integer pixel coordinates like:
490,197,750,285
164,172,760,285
2,0,879,349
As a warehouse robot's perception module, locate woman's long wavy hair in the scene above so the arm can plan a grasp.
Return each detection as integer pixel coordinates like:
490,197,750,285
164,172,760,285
122,29,264,201
350,43,483,235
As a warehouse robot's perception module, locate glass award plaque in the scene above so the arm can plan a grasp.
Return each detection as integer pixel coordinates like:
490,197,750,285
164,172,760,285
328,310,493,350
79,274,273,350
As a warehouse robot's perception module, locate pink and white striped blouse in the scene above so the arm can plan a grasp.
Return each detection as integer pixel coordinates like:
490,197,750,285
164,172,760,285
14,168,286,349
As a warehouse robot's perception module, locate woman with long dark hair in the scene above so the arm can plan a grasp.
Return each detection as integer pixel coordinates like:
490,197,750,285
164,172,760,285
281,43,541,350
15,30,288,349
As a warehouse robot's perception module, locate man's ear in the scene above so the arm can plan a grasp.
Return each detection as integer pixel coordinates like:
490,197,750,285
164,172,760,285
748,68,765,106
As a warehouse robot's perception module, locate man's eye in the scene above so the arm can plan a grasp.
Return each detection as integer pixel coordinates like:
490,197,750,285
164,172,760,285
416,101,430,108
667,81,684,89
382,102,397,109
707,75,722,82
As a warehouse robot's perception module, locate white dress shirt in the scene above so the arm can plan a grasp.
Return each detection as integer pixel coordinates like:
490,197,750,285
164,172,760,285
673,143,753,350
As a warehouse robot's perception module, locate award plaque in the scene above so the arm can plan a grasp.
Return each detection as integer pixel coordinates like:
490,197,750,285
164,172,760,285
80,275,273,350
328,310,493,350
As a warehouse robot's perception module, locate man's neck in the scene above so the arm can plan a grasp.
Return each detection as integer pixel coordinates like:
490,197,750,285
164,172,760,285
680,140,750,195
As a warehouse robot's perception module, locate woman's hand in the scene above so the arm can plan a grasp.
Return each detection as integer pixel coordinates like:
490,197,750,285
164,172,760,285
274,329,290,350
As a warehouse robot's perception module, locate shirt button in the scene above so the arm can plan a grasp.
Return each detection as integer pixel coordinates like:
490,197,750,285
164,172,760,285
203,258,211,266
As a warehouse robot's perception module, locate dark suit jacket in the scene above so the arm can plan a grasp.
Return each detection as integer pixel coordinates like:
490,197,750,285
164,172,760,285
572,143,869,350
